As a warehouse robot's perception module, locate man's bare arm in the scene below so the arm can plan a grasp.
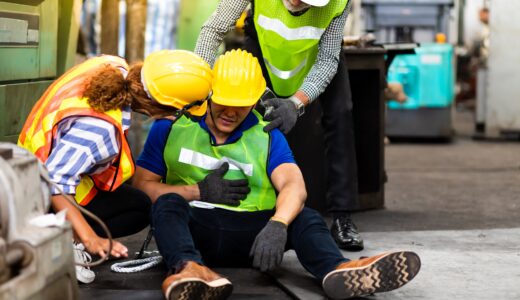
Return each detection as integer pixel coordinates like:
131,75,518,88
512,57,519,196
269,163,307,225
132,167,199,203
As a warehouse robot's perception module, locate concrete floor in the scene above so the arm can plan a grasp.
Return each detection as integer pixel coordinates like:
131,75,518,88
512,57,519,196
80,109,520,299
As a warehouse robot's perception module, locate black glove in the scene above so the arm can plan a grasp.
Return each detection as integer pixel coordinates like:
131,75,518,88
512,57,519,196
197,162,250,206
262,98,298,134
249,220,287,272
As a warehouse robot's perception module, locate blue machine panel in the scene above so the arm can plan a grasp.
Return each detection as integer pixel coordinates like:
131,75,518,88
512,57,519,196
387,43,454,110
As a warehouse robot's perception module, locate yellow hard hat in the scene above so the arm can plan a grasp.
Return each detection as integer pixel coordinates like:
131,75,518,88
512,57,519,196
142,50,212,116
212,49,266,107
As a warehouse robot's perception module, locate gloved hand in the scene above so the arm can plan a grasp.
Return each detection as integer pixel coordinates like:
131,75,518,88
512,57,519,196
197,162,250,206
249,220,287,272
262,98,298,134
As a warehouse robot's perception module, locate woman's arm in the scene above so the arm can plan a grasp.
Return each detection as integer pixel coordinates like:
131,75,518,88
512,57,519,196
47,117,129,258
51,194,128,258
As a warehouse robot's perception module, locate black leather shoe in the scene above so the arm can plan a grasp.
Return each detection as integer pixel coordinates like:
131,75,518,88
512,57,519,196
330,216,364,251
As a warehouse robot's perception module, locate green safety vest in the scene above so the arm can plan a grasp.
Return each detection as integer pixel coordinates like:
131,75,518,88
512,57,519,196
164,111,277,212
253,0,348,97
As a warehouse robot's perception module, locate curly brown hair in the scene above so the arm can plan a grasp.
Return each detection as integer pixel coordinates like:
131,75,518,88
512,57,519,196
126,63,180,118
83,62,179,118
84,64,131,112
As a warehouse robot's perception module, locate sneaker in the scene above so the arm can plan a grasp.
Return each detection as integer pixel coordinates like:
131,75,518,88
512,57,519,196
162,261,232,300
322,251,421,299
73,242,96,284
330,215,364,251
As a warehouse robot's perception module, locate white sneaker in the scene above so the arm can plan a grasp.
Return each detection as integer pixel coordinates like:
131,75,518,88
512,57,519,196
73,242,96,284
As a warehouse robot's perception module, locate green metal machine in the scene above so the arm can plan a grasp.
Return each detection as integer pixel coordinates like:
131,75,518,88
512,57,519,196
0,0,80,142
177,0,219,51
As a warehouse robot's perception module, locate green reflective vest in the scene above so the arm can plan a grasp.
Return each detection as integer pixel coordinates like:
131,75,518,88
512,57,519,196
164,111,277,212
253,0,348,97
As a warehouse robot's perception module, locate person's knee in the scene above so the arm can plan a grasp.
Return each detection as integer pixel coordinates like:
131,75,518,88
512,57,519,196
292,207,328,231
152,193,189,219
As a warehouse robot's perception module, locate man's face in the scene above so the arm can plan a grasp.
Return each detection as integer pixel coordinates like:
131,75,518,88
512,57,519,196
479,8,489,25
282,0,311,12
207,102,254,136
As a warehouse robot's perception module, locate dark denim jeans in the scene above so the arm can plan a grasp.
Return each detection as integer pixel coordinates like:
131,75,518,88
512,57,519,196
151,193,348,280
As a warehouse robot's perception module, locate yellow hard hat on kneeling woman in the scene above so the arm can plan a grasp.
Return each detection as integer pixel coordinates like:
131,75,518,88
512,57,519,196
141,50,213,116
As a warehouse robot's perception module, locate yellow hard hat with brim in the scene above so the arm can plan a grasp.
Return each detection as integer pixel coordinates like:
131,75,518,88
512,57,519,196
211,49,266,107
142,50,212,116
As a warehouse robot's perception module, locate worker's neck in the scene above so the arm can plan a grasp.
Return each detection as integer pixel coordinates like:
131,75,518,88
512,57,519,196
211,130,229,145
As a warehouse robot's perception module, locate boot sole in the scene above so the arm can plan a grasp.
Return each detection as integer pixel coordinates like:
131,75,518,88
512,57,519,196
166,278,233,300
322,251,421,299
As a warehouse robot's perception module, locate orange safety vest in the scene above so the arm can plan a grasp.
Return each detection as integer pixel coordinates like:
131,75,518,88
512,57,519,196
18,55,135,206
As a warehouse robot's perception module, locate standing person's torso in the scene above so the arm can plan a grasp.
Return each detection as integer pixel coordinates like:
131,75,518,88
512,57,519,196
251,0,348,97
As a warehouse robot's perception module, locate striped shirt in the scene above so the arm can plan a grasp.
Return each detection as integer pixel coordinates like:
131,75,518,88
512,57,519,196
195,0,351,102
46,106,132,195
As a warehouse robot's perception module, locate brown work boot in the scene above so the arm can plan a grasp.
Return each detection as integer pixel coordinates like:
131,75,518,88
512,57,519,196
162,261,233,300
322,251,421,299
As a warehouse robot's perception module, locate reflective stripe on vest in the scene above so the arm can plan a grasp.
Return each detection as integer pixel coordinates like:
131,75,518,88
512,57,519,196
179,148,254,177
164,112,277,212
18,55,135,205
257,15,325,41
264,57,307,80
254,0,348,97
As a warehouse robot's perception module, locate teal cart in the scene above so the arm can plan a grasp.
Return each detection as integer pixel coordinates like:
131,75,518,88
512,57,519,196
386,43,454,138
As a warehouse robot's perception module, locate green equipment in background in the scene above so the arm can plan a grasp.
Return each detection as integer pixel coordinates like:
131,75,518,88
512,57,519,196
0,0,79,142
177,0,219,51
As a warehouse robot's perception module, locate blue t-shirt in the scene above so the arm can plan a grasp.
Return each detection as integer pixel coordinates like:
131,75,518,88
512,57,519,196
137,112,295,178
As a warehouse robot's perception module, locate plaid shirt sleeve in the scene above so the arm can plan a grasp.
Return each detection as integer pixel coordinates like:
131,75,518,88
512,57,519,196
195,0,250,66
301,2,351,102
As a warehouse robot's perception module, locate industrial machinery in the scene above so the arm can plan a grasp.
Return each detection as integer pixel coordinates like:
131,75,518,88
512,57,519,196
386,42,454,138
362,0,454,44
177,0,219,50
362,0,455,139
0,143,78,299
0,0,80,142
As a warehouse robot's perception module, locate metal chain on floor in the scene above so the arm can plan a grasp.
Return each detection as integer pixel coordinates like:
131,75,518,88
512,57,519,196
110,255,163,273
110,228,163,273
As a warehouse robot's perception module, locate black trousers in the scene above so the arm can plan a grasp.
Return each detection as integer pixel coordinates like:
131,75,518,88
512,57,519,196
83,183,151,238
244,31,359,213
